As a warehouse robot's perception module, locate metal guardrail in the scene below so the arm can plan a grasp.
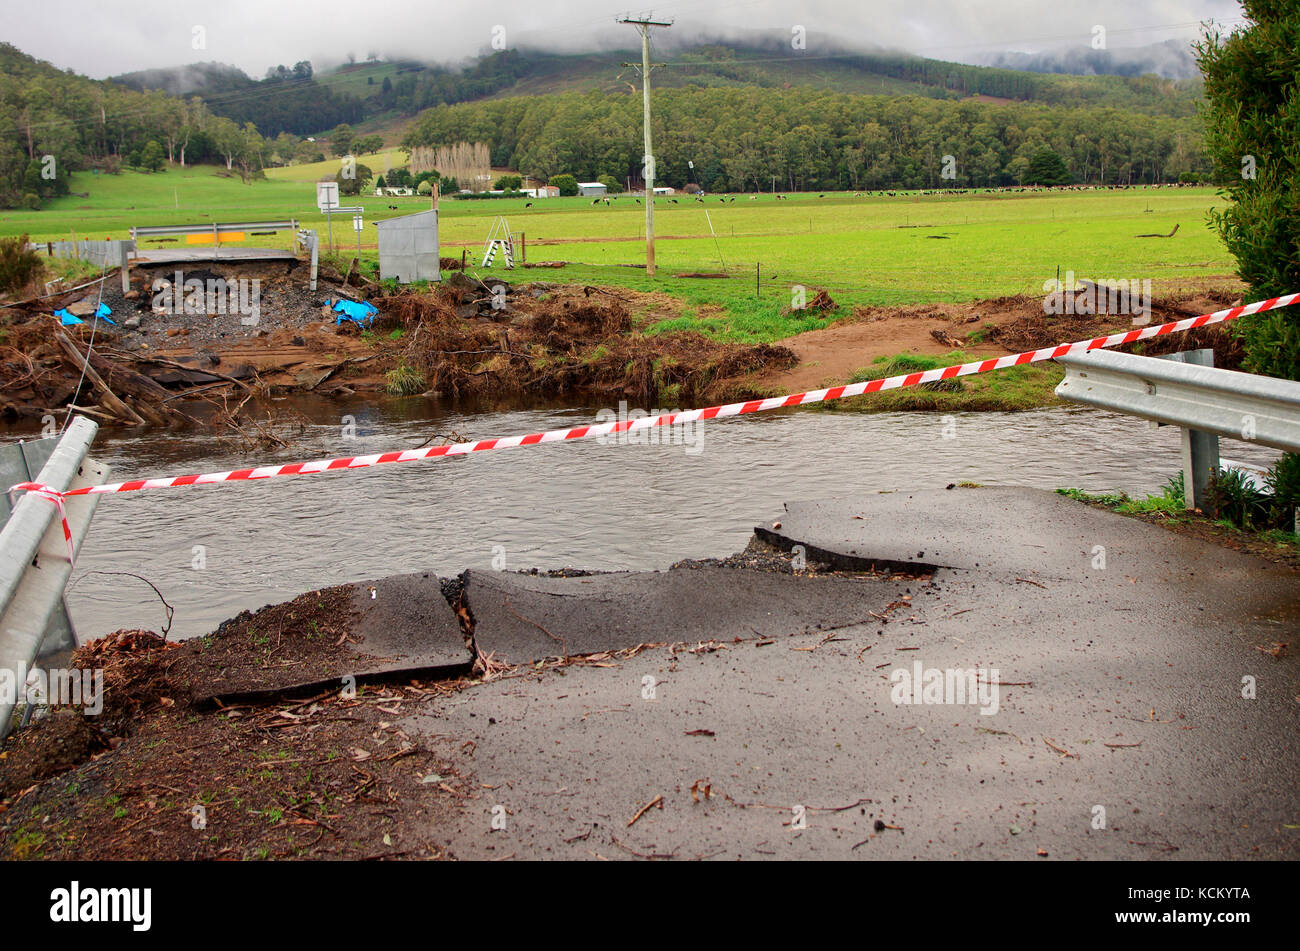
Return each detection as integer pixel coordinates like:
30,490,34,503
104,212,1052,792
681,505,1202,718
130,220,298,240
297,229,319,292
1055,348,1300,511
0,417,110,738
1055,349,1300,452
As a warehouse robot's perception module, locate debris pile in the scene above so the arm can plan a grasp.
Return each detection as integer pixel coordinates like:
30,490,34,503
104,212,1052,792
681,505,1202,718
1,264,798,425
380,274,797,405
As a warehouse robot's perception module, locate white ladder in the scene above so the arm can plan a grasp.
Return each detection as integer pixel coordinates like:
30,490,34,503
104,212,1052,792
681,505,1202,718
482,216,514,268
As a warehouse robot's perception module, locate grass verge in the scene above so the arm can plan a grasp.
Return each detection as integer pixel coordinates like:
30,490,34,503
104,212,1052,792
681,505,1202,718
810,350,1065,412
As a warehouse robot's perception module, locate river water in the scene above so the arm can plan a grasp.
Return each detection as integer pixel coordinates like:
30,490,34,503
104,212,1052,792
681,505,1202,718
2,396,1282,639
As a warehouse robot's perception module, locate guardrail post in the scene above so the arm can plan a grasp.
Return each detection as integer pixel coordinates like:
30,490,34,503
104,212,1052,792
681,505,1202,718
307,231,318,292
0,417,110,739
1156,350,1219,514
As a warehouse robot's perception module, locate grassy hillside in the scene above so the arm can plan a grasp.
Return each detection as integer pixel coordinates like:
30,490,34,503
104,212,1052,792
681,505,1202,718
263,149,409,182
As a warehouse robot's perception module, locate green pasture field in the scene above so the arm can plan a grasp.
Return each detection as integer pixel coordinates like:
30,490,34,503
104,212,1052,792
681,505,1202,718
263,149,409,182
1,164,1239,343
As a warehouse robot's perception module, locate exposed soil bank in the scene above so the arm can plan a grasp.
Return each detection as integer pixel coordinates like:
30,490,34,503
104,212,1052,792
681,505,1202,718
3,257,1252,429
0,604,474,860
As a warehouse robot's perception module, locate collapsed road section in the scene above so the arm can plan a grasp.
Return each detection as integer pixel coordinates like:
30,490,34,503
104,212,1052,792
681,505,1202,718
1,487,1296,860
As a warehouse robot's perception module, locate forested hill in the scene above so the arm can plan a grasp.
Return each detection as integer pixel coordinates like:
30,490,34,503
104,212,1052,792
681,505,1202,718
110,40,1203,143
402,86,1211,192
112,61,365,138
0,43,275,209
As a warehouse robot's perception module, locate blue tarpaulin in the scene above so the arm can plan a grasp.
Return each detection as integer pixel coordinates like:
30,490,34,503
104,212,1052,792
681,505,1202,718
332,298,378,327
53,303,115,326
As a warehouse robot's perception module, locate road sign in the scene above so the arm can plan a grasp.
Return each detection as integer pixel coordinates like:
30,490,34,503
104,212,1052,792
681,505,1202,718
316,181,339,211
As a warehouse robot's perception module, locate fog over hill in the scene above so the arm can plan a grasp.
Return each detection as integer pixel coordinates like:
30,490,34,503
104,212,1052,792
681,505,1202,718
10,0,1244,79
974,38,1202,80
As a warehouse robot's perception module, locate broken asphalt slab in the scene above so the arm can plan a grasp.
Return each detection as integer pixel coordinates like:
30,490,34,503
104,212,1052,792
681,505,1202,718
191,572,472,705
402,488,1300,860
463,565,908,665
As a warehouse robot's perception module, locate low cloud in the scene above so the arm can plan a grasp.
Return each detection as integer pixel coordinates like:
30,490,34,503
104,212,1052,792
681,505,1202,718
10,0,1245,79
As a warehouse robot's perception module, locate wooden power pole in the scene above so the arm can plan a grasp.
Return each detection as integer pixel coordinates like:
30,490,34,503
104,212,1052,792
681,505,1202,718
619,15,671,277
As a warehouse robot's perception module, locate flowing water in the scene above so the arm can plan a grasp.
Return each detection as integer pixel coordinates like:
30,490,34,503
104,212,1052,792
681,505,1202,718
2,396,1282,639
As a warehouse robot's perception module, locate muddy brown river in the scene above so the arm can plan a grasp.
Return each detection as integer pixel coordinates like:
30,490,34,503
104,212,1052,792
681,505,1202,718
1,396,1282,639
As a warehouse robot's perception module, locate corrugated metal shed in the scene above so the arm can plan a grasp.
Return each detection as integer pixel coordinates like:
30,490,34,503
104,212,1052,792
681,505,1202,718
375,209,441,283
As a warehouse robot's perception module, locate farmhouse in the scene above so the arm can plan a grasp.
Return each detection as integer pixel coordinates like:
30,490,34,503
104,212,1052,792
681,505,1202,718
522,186,560,198
577,182,607,197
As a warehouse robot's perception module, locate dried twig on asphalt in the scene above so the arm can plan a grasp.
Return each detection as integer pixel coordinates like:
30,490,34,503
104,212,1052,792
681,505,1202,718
1042,736,1078,758
610,835,675,860
626,794,663,828
580,706,630,721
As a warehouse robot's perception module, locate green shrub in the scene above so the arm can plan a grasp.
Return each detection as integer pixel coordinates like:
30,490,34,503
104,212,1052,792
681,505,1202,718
384,360,426,396
0,233,45,295
1209,467,1270,529
549,173,578,197
1265,453,1300,527
1162,470,1185,506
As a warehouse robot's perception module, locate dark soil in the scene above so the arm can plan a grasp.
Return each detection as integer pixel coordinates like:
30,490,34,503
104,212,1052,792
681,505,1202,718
164,585,361,701
0,619,474,860
984,290,1247,368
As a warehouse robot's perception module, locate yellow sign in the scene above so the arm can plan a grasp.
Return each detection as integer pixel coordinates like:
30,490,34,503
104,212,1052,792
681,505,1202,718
186,232,244,244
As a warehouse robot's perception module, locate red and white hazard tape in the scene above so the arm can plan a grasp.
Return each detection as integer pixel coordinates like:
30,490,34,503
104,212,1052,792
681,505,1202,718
12,292,1300,506
6,481,76,564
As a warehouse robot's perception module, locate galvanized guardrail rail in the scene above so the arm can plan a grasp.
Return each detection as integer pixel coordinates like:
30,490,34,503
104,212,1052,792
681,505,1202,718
0,417,110,738
129,220,299,240
1055,347,1300,513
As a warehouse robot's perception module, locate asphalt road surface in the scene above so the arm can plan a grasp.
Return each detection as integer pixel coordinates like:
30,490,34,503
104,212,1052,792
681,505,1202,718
401,487,1299,860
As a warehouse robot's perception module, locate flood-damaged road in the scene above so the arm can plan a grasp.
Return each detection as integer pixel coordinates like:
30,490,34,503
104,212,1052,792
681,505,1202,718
404,487,1299,860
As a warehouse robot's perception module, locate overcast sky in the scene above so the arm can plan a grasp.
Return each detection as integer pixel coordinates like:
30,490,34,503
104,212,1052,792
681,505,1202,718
8,0,1246,78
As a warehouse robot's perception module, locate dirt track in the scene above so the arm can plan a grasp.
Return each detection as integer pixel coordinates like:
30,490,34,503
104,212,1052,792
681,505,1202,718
759,288,1248,393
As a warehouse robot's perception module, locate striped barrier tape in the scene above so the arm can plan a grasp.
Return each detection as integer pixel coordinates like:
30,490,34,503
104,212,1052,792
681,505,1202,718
9,293,1300,519
6,481,76,564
